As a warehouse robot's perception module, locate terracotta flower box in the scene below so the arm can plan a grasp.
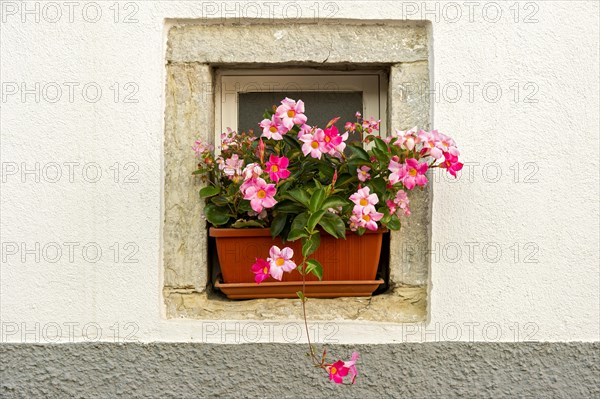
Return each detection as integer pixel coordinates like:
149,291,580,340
209,227,385,299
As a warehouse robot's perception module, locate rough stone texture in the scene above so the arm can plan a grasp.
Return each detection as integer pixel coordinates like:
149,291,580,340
2,343,598,398
164,286,426,322
164,23,431,320
167,22,429,64
164,63,213,291
389,62,432,287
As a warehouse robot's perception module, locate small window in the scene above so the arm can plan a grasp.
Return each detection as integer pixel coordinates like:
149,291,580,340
215,69,388,145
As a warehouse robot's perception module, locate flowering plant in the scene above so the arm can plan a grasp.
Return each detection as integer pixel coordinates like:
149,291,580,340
193,97,462,384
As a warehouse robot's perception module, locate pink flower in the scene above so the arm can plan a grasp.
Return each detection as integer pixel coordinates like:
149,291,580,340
220,128,237,151
297,124,313,139
386,199,397,215
259,115,286,140
192,140,213,156
355,111,362,118
433,130,460,157
300,128,327,159
219,154,244,178
275,98,308,130
362,117,380,133
356,210,384,231
322,125,348,156
394,189,411,216
344,352,359,384
394,127,420,151
345,122,356,132
349,213,361,231
251,258,270,284
440,152,463,177
243,177,277,213
328,360,349,384
267,245,297,280
357,166,371,182
242,163,263,180
418,130,443,159
349,186,379,215
388,157,403,185
240,164,263,194
265,154,291,183
389,158,429,190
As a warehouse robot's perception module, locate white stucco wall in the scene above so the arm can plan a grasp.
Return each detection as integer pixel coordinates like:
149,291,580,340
1,1,598,344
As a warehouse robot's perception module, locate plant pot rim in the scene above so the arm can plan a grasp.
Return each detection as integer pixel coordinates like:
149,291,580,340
209,227,388,237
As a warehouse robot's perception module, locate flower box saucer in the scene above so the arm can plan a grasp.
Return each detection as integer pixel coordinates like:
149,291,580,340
215,279,385,299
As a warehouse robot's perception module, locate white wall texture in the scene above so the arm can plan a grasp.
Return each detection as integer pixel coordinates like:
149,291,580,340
1,1,598,344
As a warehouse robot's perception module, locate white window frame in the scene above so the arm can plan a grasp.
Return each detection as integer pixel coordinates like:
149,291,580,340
215,69,388,150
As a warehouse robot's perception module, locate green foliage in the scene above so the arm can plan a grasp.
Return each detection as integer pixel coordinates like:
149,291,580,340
301,232,321,257
270,213,288,238
199,186,220,198
305,259,323,280
318,212,346,239
204,204,230,226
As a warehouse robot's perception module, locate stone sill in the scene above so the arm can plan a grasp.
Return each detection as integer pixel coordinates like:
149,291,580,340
164,286,426,323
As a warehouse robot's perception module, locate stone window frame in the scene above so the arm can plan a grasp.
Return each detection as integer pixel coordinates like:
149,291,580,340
163,20,431,322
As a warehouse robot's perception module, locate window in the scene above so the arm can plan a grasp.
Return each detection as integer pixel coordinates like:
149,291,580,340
215,69,388,145
164,21,430,322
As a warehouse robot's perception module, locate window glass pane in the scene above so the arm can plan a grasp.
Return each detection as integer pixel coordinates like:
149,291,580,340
238,92,363,143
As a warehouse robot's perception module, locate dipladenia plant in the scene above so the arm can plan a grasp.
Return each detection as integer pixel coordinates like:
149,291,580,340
193,98,463,384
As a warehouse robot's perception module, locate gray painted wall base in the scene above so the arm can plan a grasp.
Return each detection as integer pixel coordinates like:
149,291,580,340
1,343,598,398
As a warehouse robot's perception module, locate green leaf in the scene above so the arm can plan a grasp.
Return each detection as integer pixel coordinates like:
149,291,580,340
305,259,324,281
386,214,401,230
283,134,301,150
287,229,308,241
274,200,304,213
348,144,370,161
302,232,321,257
287,189,311,207
210,196,230,207
199,186,221,198
270,213,288,238
238,200,252,212
307,210,326,232
204,204,230,226
335,173,356,188
321,196,348,211
317,163,335,180
373,137,389,153
318,212,346,239
296,291,305,301
230,219,265,228
291,212,309,232
309,188,326,213
372,147,389,163
369,177,387,195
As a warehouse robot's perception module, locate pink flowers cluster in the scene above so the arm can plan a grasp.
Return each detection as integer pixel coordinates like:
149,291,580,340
299,124,348,159
349,187,384,231
239,156,290,214
388,157,429,190
259,98,308,140
387,190,411,217
345,111,381,134
192,140,214,157
393,127,464,177
251,245,297,283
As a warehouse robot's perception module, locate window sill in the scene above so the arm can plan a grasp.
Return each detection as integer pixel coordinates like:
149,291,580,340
163,286,426,322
